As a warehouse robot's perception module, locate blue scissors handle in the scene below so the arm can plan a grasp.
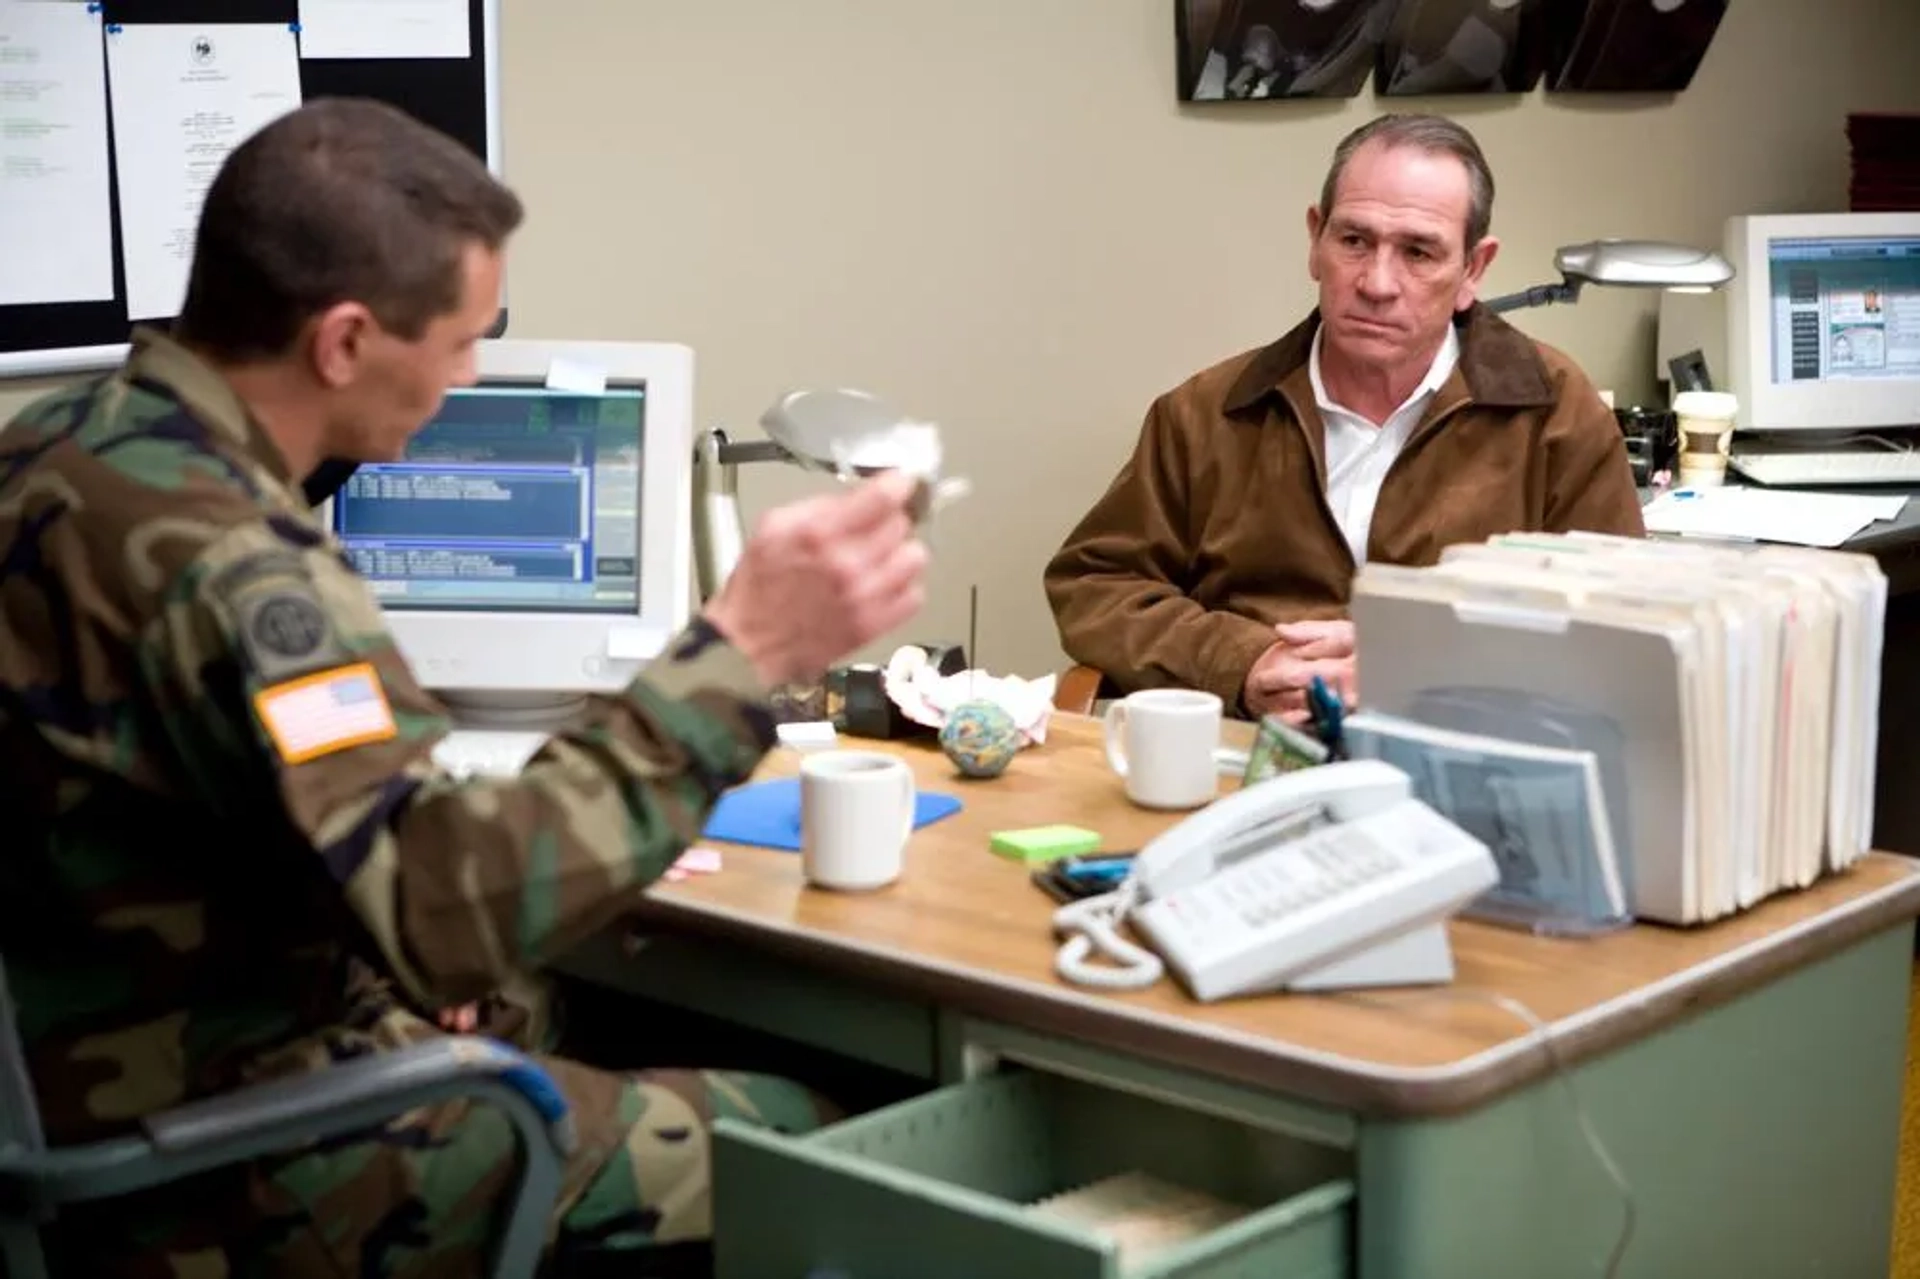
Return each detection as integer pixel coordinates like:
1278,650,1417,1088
1307,674,1347,760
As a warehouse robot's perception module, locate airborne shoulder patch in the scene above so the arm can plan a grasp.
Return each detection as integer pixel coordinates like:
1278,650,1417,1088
209,550,353,684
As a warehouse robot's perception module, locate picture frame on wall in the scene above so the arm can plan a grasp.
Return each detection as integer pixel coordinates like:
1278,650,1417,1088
1545,0,1728,93
1376,0,1547,96
1177,0,1395,102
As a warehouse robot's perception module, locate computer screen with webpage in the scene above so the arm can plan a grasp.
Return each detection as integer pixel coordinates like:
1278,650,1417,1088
1768,234,1920,386
330,384,645,615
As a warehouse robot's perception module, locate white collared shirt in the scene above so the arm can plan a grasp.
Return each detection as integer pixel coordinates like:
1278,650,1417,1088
1308,324,1460,565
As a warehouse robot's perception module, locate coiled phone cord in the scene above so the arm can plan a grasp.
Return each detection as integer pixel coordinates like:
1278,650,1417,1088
1051,882,1165,990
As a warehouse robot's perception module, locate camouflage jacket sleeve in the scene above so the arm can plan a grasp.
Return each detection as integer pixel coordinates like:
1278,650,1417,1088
143,517,775,1007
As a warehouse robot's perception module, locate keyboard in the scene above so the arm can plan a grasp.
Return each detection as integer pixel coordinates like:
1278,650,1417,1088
1730,448,1920,487
432,729,549,779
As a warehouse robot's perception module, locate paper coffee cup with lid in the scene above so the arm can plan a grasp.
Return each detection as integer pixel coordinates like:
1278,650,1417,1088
1673,390,1739,488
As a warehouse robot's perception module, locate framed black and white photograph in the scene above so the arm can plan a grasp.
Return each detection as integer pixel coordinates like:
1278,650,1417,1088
1176,0,1395,102
1546,0,1729,93
1376,0,1547,96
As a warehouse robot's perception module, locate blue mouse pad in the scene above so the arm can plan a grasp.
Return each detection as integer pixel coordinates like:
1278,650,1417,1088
701,777,963,851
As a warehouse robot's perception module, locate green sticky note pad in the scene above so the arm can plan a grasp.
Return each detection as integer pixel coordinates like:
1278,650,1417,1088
989,824,1102,865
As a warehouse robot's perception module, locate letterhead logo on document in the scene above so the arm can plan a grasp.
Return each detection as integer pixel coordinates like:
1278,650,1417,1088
191,34,215,65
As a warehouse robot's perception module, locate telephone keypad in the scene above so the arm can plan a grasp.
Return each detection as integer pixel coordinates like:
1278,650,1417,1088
1227,828,1406,928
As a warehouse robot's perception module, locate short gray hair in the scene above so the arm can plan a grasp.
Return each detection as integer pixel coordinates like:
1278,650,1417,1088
1317,113,1495,250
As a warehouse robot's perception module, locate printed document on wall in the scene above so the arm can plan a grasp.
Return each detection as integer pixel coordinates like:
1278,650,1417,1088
297,0,469,60
106,23,301,320
0,1,114,306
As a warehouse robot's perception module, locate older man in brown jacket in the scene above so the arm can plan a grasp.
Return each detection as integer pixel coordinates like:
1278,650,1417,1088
1045,113,1644,722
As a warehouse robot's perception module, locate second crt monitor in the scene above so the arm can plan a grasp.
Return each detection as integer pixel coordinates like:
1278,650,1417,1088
326,340,694,712
1725,211,1920,435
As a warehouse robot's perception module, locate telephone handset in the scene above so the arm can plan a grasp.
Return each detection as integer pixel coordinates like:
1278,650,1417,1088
1053,760,1500,1001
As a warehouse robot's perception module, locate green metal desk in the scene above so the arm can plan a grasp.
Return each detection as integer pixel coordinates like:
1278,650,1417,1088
559,716,1920,1279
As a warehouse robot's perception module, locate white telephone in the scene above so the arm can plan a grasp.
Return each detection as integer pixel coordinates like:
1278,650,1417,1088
1053,760,1499,1002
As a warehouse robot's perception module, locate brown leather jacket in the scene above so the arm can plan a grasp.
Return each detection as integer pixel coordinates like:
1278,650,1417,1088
1043,304,1646,714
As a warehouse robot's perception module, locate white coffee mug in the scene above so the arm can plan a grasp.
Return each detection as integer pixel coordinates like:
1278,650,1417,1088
1103,688,1222,810
800,750,916,891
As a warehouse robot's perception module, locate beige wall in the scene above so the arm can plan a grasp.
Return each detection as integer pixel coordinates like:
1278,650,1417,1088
6,0,1919,683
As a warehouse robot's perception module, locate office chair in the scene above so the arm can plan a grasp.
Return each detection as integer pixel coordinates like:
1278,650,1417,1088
1054,663,1112,716
0,954,574,1279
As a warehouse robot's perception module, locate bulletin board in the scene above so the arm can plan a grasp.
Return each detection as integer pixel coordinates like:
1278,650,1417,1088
0,0,503,380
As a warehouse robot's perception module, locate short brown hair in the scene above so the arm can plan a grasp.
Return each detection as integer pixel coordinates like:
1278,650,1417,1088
176,97,524,361
1318,113,1496,250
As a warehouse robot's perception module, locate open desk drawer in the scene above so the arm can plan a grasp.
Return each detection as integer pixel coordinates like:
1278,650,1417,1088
713,1068,1353,1279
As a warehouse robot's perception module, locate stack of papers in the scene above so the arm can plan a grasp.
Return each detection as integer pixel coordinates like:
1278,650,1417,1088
1352,530,1886,925
1643,486,1907,548
1025,1172,1246,1263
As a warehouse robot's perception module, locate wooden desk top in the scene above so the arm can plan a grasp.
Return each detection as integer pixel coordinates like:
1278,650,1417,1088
638,715,1920,1117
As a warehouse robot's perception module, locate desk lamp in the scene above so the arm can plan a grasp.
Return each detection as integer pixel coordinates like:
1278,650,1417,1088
692,388,942,601
1484,239,1735,314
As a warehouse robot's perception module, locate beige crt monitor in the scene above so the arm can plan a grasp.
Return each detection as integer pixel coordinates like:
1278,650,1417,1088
320,338,695,731
1724,212,1920,435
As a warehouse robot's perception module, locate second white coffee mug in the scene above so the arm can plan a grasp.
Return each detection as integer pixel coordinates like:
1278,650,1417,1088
1103,688,1222,810
800,750,917,891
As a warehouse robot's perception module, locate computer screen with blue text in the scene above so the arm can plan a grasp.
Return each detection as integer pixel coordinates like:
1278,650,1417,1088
330,385,644,614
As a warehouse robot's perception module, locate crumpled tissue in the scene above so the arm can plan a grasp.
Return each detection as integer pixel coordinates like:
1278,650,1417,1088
882,645,1055,745
832,421,971,522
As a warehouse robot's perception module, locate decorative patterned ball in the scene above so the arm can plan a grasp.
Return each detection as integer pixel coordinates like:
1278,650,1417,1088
939,700,1022,779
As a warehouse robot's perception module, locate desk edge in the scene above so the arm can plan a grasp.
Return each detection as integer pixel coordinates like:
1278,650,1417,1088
635,858,1920,1118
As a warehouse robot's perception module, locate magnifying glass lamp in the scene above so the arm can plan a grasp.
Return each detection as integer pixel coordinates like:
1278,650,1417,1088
692,388,951,602
1484,238,1735,313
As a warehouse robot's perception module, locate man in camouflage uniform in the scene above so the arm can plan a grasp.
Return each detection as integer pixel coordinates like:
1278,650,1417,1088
0,98,930,1276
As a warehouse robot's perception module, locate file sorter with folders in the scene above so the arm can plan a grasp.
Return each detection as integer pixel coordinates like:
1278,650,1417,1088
1350,531,1885,926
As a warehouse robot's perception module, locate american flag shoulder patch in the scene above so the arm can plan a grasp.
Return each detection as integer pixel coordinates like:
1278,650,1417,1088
253,661,398,765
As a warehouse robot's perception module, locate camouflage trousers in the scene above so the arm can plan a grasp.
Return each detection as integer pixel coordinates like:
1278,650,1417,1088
57,1055,835,1277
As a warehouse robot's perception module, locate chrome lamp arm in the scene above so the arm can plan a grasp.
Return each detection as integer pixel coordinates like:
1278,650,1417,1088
1484,278,1585,313
693,428,795,603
